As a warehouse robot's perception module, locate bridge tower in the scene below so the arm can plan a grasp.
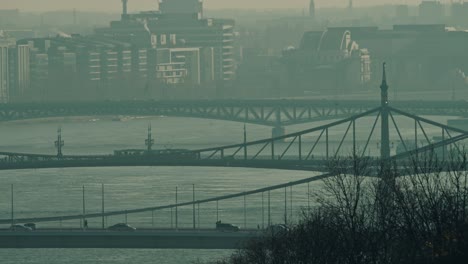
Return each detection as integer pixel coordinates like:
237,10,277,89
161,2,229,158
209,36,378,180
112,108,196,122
380,63,391,165
145,124,155,152
54,127,64,157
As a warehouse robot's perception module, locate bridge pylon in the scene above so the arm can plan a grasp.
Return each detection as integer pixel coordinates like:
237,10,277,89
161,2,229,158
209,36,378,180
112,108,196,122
380,63,391,171
272,107,286,138
54,127,64,158
145,124,154,152
272,126,286,139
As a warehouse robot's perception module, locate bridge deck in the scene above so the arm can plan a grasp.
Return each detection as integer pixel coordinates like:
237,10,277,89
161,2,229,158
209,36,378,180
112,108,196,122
0,158,331,171
1,100,466,126
0,230,258,249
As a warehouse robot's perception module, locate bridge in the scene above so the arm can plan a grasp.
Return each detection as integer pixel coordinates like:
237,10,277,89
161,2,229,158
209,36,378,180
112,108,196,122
0,105,467,172
1,98,468,137
2,64,468,249
0,229,258,249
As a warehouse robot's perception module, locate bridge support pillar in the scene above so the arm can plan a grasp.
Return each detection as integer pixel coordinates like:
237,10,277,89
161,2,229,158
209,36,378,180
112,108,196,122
272,126,285,139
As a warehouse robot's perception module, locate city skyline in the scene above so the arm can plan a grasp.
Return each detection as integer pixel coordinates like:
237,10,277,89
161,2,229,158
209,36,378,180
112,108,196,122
0,0,449,12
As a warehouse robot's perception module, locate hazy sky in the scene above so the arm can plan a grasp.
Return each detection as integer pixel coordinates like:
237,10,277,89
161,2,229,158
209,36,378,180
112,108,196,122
0,0,439,12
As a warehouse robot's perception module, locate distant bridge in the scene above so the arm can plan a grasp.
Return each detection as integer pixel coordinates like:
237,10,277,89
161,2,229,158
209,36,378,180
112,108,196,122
1,100,468,136
0,104,467,172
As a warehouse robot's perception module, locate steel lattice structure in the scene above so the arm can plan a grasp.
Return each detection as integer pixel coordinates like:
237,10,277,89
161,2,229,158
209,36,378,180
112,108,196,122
1,99,468,127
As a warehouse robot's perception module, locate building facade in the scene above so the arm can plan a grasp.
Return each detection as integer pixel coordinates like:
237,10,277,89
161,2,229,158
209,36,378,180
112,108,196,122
15,45,30,99
6,1,234,101
419,1,444,23
159,0,203,17
0,45,9,103
97,0,235,83
279,24,468,97
281,28,371,95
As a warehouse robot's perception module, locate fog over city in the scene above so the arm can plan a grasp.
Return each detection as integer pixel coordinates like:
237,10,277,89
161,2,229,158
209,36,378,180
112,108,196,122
2,0,468,263
1,0,439,11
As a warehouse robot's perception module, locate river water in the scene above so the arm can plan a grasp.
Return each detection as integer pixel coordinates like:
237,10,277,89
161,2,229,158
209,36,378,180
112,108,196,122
0,114,457,263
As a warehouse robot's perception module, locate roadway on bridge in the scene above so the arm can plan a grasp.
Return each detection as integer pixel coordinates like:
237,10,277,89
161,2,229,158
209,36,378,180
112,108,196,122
0,229,259,249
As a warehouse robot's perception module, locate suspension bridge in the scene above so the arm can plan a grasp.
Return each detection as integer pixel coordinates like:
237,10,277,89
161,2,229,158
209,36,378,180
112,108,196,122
1,64,468,249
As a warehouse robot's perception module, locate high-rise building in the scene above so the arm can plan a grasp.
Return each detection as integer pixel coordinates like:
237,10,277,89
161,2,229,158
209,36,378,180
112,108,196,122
16,45,30,98
0,45,9,103
30,51,49,101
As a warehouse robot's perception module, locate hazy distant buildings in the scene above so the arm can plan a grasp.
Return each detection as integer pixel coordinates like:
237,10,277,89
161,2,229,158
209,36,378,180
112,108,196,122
235,48,282,98
396,5,409,19
3,0,235,102
0,31,17,47
94,1,235,98
30,50,49,101
11,25,233,101
96,15,235,83
451,2,468,26
273,23,468,97
419,0,444,23
8,45,30,100
280,28,371,95
159,0,203,17
313,25,468,93
0,45,9,103
0,9,19,27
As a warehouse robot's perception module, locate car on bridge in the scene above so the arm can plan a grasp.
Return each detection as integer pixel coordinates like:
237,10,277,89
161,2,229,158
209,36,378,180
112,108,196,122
107,223,136,232
216,221,239,232
24,223,36,230
9,224,33,232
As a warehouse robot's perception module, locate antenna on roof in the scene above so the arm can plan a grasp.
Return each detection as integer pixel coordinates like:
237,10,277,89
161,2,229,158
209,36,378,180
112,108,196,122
122,0,128,17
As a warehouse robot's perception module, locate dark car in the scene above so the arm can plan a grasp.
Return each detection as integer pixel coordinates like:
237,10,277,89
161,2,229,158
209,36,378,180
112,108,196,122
216,221,240,232
24,223,36,230
107,223,136,232
9,224,32,232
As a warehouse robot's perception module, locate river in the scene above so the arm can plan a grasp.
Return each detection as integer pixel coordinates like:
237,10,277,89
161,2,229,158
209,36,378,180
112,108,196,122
0,114,456,263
